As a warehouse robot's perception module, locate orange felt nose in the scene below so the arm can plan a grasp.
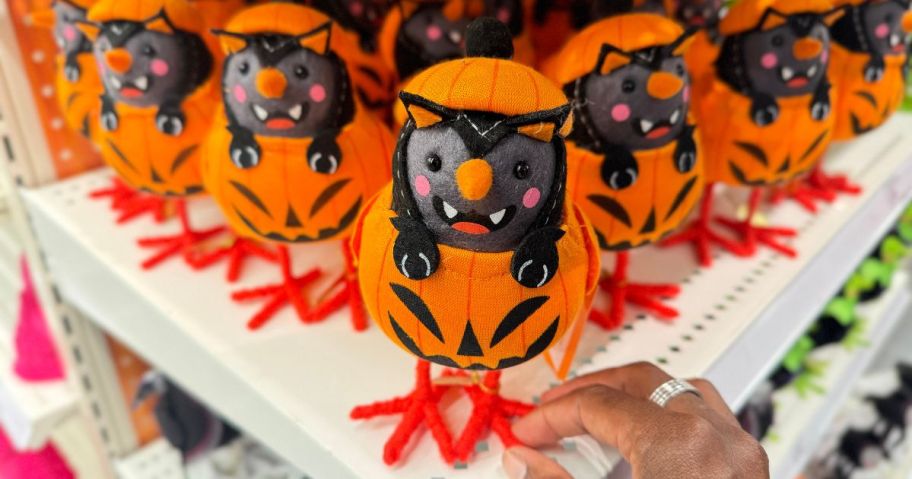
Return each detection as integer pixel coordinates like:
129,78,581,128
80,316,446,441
105,48,133,74
793,38,823,60
902,11,912,33
646,71,684,100
256,68,287,99
455,159,493,201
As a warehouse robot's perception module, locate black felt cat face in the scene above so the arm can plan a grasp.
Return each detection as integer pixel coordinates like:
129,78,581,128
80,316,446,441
221,33,341,139
402,5,470,65
742,14,830,98
675,0,725,27
405,125,556,253
862,1,909,57
94,21,192,107
53,2,89,56
340,0,391,33
582,43,691,151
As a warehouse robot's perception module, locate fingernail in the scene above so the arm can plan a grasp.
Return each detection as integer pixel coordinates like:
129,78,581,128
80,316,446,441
503,450,528,479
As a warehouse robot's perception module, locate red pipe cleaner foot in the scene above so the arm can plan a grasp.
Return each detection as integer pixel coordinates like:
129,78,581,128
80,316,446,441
350,361,456,465
137,200,225,270
186,235,277,283
661,183,750,266
716,188,798,258
453,371,533,463
300,241,369,331
231,246,322,330
89,177,170,224
589,251,680,330
770,165,861,214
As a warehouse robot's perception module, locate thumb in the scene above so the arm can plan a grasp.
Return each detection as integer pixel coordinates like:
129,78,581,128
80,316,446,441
503,446,573,479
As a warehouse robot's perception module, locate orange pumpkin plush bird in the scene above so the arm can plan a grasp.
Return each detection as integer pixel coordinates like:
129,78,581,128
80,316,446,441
202,3,394,330
83,0,225,267
665,0,840,265
548,14,703,329
351,18,599,465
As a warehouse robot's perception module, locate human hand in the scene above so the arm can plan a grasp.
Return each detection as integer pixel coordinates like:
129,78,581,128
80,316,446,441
502,362,769,479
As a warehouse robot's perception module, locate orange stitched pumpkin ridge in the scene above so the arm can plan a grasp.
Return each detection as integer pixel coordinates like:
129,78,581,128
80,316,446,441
201,3,394,331
548,13,703,329
665,0,840,266
350,18,599,467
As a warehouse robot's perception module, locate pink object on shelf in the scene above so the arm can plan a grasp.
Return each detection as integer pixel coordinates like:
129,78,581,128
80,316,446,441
0,426,73,479
13,256,64,382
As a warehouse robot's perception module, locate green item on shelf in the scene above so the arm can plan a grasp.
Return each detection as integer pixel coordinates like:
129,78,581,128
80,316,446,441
842,318,869,351
897,223,912,245
879,235,907,266
792,360,827,398
845,258,892,300
823,296,857,327
782,336,815,373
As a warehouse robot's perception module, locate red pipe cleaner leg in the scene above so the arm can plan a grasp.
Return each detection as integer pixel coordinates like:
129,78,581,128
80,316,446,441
186,235,277,283
661,183,750,266
88,177,170,224
137,199,225,270
716,188,797,258
230,246,322,330
770,164,861,214
350,361,456,465
453,371,534,463
300,240,369,331
589,251,681,330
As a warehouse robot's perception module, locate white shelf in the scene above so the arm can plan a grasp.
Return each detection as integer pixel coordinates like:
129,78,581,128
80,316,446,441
19,114,912,478
114,439,184,479
762,273,911,479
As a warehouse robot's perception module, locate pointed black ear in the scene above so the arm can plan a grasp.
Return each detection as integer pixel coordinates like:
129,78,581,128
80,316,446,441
399,91,455,128
669,26,699,56
144,9,175,34
212,29,250,53
595,43,631,75
758,8,788,31
297,21,333,54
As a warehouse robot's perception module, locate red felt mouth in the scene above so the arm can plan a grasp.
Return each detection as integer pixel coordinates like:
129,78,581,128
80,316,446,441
452,222,490,235
646,126,672,139
120,88,143,98
894,44,906,53
266,118,296,130
787,77,809,88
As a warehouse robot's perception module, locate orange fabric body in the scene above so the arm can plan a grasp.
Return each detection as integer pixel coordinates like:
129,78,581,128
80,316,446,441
201,107,394,244
96,84,217,196
696,82,834,186
828,45,906,140
355,186,600,370
54,53,102,141
685,29,719,100
567,128,705,251
189,0,244,28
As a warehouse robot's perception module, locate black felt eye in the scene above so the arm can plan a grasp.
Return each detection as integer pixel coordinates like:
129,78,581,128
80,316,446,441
426,154,442,172
142,44,156,57
886,13,895,23
622,79,636,93
294,65,309,79
238,61,249,74
676,63,686,76
514,161,530,180
772,34,785,47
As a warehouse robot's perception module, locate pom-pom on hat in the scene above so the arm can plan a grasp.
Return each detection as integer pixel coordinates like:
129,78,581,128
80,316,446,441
719,0,838,36
401,17,572,136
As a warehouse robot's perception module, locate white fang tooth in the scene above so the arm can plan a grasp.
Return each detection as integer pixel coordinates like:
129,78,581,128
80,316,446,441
891,34,901,47
669,109,681,125
781,67,795,81
489,209,506,225
134,76,148,91
807,65,818,77
640,119,654,133
253,104,268,121
110,76,122,89
443,201,458,219
288,104,303,121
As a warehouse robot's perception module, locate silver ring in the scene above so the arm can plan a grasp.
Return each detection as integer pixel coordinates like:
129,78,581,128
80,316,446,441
649,379,702,408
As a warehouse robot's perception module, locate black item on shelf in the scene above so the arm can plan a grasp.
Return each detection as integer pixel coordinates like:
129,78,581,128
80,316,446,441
867,389,912,453
808,315,850,348
135,371,240,460
770,365,799,391
839,429,887,471
898,363,912,392
738,382,775,441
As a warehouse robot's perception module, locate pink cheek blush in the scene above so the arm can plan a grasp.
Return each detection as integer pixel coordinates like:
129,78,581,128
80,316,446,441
611,103,631,122
232,85,247,103
821,49,828,64
414,175,431,197
150,59,170,77
63,25,77,42
683,85,691,102
761,52,778,69
309,83,327,103
875,23,890,38
497,7,511,23
426,24,442,41
523,187,541,209
349,0,364,16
